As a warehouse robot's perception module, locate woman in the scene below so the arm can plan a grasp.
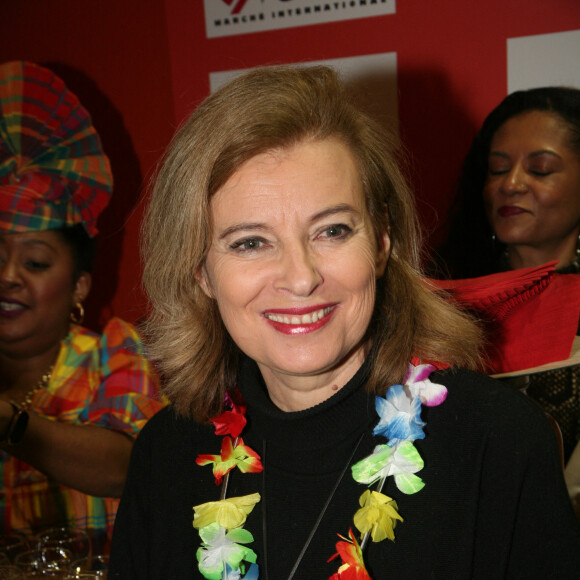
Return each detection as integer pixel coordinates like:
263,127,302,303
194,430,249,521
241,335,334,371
438,86,580,278
110,66,580,579
436,87,580,468
0,61,164,552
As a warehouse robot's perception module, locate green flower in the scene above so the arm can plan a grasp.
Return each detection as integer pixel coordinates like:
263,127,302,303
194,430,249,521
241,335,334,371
196,522,257,580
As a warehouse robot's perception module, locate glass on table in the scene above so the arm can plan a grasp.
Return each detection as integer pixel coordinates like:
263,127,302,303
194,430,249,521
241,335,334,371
34,529,90,563
69,555,107,579
13,547,72,578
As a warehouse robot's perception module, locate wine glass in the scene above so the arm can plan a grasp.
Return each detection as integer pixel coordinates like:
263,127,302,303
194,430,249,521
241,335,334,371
34,529,91,563
13,547,71,578
69,555,107,579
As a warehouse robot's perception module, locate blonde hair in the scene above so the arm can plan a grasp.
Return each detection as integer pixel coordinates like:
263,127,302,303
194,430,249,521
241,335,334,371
142,65,482,421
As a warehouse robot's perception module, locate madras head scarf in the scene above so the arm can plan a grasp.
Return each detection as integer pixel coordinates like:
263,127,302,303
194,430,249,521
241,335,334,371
0,61,112,237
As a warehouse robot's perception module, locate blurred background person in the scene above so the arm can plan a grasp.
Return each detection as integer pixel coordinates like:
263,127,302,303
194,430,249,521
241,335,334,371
0,61,164,554
437,86,580,278
434,87,580,504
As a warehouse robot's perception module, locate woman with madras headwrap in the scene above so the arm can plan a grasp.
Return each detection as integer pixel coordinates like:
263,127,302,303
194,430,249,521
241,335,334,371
0,61,164,553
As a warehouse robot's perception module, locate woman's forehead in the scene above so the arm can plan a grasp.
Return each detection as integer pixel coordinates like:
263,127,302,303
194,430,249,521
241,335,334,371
209,139,366,222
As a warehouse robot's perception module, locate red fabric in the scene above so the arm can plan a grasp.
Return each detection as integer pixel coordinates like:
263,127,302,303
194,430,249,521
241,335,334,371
429,262,580,374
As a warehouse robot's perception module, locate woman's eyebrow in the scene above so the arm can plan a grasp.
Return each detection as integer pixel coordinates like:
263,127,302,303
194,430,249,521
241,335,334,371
217,204,360,241
0,238,56,251
309,203,359,224
218,223,268,240
528,149,562,160
488,149,562,159
22,239,55,248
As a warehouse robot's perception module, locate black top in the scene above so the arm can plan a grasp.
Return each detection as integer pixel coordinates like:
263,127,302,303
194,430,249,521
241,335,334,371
109,358,580,579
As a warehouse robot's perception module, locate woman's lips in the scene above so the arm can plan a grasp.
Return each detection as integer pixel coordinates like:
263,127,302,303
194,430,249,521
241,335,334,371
498,205,529,218
263,304,336,335
0,298,27,318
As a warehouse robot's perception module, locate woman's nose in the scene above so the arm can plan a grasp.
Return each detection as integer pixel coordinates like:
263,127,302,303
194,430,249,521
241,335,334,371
500,165,528,195
274,244,322,297
0,259,22,288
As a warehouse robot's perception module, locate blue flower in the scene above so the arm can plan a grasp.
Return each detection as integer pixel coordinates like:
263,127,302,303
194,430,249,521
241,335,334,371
373,384,426,445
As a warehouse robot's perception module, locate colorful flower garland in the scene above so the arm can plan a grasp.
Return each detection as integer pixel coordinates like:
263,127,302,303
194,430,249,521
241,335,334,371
193,362,447,579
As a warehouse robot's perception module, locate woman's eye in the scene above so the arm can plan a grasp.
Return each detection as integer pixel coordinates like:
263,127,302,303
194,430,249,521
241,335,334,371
229,238,265,252
25,260,50,271
320,224,352,239
530,168,553,177
487,165,509,176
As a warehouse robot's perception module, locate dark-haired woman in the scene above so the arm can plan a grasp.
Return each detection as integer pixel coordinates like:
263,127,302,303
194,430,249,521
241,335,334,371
439,86,580,278
0,61,163,552
437,87,580,498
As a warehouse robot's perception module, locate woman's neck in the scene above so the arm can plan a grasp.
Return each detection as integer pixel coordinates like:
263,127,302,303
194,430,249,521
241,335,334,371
0,342,61,400
507,235,579,271
257,350,366,412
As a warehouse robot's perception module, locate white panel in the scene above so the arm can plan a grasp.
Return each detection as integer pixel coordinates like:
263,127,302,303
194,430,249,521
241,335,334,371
508,29,580,93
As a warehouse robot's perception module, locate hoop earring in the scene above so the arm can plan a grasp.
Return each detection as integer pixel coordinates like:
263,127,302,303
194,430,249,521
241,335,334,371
70,301,85,325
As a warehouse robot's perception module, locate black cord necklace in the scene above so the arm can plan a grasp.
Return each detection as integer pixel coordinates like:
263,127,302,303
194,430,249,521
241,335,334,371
260,432,366,580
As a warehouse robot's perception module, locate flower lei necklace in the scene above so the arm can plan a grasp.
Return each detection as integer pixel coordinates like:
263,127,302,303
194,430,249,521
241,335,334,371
192,361,447,579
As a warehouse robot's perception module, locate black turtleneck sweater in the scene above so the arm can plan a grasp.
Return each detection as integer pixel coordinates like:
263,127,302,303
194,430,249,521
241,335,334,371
109,360,580,579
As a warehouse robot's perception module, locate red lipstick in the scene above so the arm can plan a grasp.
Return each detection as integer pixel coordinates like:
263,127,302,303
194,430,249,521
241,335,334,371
498,206,528,218
0,297,27,318
263,304,336,335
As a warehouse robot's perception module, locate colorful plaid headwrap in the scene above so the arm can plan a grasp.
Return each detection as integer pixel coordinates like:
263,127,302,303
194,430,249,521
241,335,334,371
0,61,112,237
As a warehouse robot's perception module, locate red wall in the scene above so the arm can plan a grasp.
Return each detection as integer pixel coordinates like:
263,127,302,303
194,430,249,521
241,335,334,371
167,0,580,249
3,0,580,328
2,0,175,329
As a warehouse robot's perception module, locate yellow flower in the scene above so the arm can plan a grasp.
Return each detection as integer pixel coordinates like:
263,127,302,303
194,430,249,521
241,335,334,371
353,490,403,542
193,493,261,530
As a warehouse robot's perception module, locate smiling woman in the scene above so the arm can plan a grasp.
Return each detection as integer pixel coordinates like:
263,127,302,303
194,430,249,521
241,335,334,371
438,86,580,278
436,87,580,476
110,66,580,579
483,109,580,271
196,139,389,411
0,61,164,555
0,230,88,355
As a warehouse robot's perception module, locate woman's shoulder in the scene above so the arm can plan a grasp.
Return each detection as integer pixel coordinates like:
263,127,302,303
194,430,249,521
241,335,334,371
419,367,565,497
65,317,144,355
430,367,556,443
434,367,543,411
100,317,146,352
137,404,214,447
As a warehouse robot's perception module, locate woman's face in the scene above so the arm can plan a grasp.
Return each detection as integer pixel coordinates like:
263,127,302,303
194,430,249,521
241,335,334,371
483,110,580,259
0,230,90,358
197,138,390,410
